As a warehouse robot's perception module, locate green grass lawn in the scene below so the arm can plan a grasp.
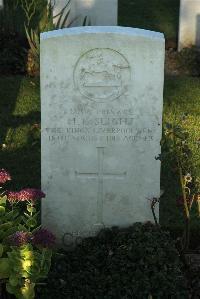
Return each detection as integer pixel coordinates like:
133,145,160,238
161,76,200,236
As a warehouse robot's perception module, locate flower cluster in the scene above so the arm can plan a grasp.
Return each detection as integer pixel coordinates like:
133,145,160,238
17,188,46,202
7,188,45,203
7,191,20,203
0,169,11,184
8,229,56,248
8,231,31,247
32,228,56,248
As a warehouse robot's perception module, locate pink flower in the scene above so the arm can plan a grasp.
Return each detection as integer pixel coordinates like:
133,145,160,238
7,191,20,203
0,169,11,184
8,231,31,246
7,188,45,203
18,188,46,202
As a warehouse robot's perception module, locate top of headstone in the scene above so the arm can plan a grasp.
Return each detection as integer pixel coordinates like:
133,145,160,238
41,26,164,41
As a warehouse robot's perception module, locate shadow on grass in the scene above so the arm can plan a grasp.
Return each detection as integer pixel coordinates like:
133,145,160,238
0,76,23,149
164,75,200,115
1,144,40,190
2,111,40,127
0,76,40,189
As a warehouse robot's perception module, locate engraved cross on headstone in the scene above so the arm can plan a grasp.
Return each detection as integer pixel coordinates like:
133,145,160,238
75,147,127,226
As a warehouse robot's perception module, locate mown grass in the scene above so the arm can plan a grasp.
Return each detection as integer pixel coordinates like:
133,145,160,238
161,76,200,236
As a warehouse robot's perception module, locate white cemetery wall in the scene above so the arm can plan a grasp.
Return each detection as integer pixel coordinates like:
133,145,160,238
69,0,118,26
41,26,165,247
178,0,200,51
50,0,117,27
49,0,70,26
0,0,3,9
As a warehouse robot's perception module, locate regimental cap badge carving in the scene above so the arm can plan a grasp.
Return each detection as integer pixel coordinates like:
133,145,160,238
74,48,131,102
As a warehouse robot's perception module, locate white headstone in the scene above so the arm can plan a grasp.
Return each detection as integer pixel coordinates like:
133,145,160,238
178,0,200,51
0,0,3,9
51,0,117,27
41,26,165,247
69,0,118,26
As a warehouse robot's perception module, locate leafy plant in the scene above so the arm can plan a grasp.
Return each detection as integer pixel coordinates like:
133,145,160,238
21,0,72,75
162,121,200,251
0,169,55,299
0,0,47,37
20,0,36,27
21,0,89,75
5,243,53,299
0,0,25,35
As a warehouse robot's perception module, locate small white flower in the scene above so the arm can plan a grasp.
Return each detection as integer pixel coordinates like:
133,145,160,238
184,173,192,183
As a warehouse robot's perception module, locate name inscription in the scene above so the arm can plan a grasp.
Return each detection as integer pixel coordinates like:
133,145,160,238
44,107,159,145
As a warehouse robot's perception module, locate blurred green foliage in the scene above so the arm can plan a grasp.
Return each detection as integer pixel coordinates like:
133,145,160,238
119,0,180,41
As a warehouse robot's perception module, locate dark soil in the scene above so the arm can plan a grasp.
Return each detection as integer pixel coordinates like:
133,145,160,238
36,224,188,299
165,47,200,77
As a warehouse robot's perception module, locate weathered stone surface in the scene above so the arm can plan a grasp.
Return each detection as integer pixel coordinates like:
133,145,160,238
40,26,165,246
178,0,200,51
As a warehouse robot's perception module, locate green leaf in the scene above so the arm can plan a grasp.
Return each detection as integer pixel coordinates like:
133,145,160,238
18,224,28,232
27,206,36,214
26,218,37,228
24,212,30,218
0,244,3,257
20,282,35,299
9,275,19,287
82,16,88,26
197,200,200,216
2,226,20,239
0,222,12,230
0,258,10,279
6,282,16,295
0,195,7,205
5,210,20,221
0,206,5,215
60,10,70,29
